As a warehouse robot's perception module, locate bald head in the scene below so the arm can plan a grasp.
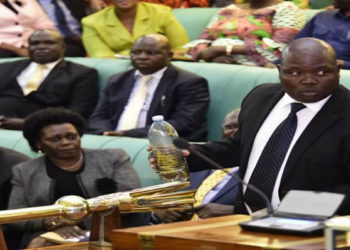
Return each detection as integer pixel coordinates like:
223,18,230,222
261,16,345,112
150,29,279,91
134,34,171,52
222,108,240,139
131,34,173,74
278,38,340,103
29,29,64,44
281,38,337,66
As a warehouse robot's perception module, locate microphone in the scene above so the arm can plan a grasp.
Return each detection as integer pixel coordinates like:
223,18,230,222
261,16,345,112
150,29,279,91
173,138,274,216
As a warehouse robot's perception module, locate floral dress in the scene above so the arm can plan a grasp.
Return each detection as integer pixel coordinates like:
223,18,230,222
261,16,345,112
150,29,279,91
185,2,305,66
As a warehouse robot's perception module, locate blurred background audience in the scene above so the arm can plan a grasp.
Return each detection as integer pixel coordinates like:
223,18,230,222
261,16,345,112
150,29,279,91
0,29,98,130
184,0,305,67
294,0,350,69
81,0,189,58
0,0,56,58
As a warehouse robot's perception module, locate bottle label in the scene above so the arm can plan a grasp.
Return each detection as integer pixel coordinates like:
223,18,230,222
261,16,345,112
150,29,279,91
153,145,189,183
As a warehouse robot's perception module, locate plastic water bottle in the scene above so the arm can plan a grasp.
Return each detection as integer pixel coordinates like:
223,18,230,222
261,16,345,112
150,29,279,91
148,115,189,183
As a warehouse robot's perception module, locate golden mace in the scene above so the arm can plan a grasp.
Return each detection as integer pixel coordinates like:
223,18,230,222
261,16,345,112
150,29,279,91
0,181,195,224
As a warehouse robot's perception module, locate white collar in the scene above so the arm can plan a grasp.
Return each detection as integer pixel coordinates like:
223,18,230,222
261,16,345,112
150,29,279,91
134,66,168,80
279,93,332,114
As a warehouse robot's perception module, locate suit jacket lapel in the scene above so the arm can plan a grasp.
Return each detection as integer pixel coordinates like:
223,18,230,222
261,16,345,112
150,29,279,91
106,7,133,43
133,3,151,38
111,70,138,123
281,87,345,183
0,59,30,91
37,59,67,92
240,85,284,174
146,66,176,124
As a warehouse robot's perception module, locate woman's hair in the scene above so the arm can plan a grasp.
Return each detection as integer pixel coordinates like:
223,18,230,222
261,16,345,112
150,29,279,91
23,108,85,152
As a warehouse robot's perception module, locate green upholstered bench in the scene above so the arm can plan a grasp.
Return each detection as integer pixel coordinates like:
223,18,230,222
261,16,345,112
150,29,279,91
0,130,159,187
1,57,350,187
61,58,350,141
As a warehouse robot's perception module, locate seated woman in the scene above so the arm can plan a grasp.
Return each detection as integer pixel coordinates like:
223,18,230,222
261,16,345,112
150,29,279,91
7,108,143,248
81,0,189,58
185,0,305,67
0,0,56,58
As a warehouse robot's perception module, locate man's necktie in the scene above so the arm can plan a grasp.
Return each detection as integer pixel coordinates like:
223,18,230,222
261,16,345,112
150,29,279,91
118,75,152,131
52,0,74,38
23,64,47,95
244,102,306,212
191,168,231,220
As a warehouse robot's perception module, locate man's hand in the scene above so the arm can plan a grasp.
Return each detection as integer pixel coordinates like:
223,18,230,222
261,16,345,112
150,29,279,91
42,217,86,239
154,210,192,223
103,130,124,136
0,43,29,57
42,216,69,231
54,225,87,239
147,146,190,173
194,203,234,219
0,117,24,130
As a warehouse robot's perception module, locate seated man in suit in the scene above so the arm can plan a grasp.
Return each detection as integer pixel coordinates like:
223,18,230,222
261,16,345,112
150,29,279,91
0,147,29,250
0,29,99,130
0,147,29,210
150,109,240,223
88,34,210,141
179,38,350,216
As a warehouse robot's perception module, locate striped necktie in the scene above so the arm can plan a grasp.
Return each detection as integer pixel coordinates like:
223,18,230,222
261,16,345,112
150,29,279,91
244,102,306,212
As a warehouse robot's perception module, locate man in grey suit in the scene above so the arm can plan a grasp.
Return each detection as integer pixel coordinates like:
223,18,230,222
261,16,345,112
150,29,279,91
0,29,98,130
184,38,350,215
88,34,209,141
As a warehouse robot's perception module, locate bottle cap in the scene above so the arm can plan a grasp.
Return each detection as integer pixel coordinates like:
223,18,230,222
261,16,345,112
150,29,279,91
152,115,164,122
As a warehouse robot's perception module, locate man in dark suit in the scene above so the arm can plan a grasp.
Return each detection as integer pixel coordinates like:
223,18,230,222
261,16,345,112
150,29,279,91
185,38,350,215
0,147,29,210
0,29,99,130
88,34,209,141
0,147,29,249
